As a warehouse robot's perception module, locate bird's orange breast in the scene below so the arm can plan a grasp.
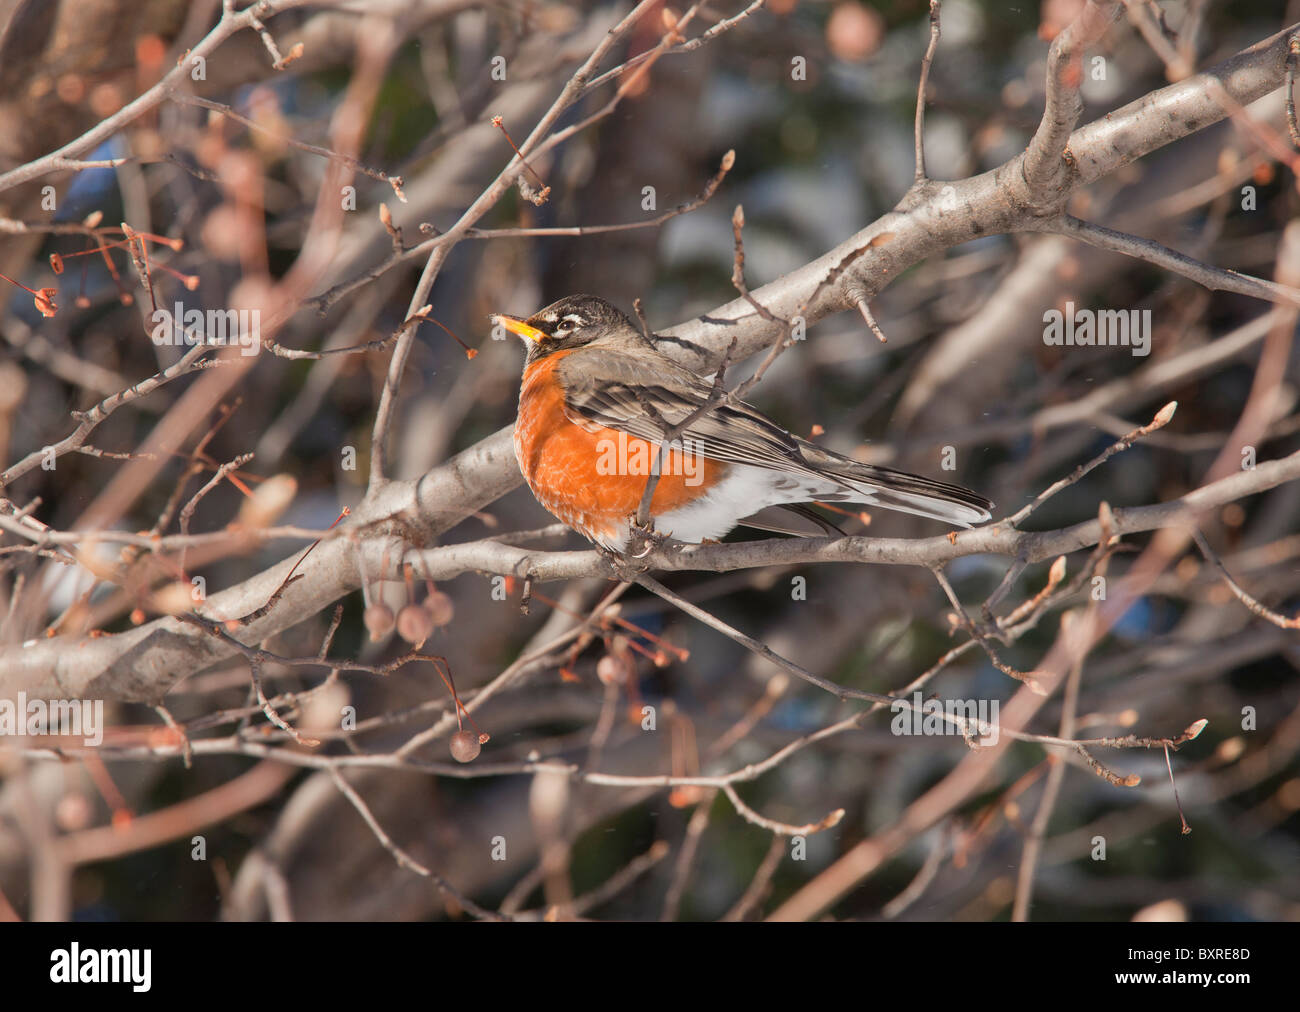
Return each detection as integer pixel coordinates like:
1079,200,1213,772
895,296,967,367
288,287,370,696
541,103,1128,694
515,350,725,538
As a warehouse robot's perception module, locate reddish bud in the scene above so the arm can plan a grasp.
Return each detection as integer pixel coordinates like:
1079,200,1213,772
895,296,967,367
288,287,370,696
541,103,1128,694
597,653,631,686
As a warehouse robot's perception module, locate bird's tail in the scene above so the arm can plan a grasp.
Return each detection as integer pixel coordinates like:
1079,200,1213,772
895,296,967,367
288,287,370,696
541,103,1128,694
797,443,994,528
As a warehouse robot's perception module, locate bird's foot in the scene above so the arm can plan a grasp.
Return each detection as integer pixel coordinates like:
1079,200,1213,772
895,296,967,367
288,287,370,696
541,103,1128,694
593,540,649,580
628,516,670,554
617,517,671,571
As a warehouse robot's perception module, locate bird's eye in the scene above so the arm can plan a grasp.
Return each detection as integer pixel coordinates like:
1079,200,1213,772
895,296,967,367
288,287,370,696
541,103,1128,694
552,313,586,338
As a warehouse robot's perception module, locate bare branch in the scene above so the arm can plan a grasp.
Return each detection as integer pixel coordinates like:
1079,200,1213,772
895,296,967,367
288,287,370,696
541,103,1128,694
1005,401,1178,527
1032,215,1300,308
1023,1,1121,199
324,766,506,921
913,0,943,184
0,0,315,196
1190,528,1300,629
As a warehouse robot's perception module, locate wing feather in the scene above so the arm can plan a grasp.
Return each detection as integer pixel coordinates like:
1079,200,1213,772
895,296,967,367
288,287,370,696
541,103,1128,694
556,349,814,472
554,347,993,524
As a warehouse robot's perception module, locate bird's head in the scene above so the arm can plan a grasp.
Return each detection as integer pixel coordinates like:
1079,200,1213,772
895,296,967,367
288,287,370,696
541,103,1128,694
492,294,633,362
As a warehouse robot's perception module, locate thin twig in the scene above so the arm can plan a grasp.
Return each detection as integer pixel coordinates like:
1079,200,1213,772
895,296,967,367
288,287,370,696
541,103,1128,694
1004,401,1178,527
1190,527,1300,629
722,783,844,836
913,0,943,184
324,766,506,920
855,297,889,343
1036,215,1300,308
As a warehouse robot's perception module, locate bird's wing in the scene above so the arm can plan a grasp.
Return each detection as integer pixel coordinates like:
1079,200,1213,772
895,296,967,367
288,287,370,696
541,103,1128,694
554,346,817,472
555,346,993,524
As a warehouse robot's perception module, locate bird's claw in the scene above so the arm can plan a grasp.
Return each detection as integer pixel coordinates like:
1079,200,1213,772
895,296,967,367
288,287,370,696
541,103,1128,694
629,516,669,549
614,516,671,570
593,540,648,580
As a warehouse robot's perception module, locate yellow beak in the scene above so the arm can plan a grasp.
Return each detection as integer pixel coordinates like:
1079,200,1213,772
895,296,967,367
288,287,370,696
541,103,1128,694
492,313,548,343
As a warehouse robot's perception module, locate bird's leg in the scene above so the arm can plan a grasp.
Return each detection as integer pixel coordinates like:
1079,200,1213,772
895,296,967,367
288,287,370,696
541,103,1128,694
625,514,671,560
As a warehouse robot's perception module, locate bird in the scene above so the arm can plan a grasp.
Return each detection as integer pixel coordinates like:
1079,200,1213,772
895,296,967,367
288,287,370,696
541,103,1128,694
494,294,992,553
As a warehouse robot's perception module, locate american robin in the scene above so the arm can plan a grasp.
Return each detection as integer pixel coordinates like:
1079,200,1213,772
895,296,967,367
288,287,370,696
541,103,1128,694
495,295,992,552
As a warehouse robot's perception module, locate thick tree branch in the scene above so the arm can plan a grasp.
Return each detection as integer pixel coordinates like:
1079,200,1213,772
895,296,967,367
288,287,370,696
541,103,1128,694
1022,0,1121,200
10,438,1298,704
392,446,1300,581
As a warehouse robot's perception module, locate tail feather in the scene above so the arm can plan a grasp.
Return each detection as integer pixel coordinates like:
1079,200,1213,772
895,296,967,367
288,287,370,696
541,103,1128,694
797,443,994,528
851,484,991,527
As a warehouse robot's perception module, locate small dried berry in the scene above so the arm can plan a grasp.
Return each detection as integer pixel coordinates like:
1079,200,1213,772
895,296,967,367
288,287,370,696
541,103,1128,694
396,603,433,645
425,591,454,627
364,603,395,641
450,729,481,763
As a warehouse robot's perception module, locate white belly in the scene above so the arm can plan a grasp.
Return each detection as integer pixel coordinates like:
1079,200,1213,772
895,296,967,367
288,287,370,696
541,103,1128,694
603,465,843,550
